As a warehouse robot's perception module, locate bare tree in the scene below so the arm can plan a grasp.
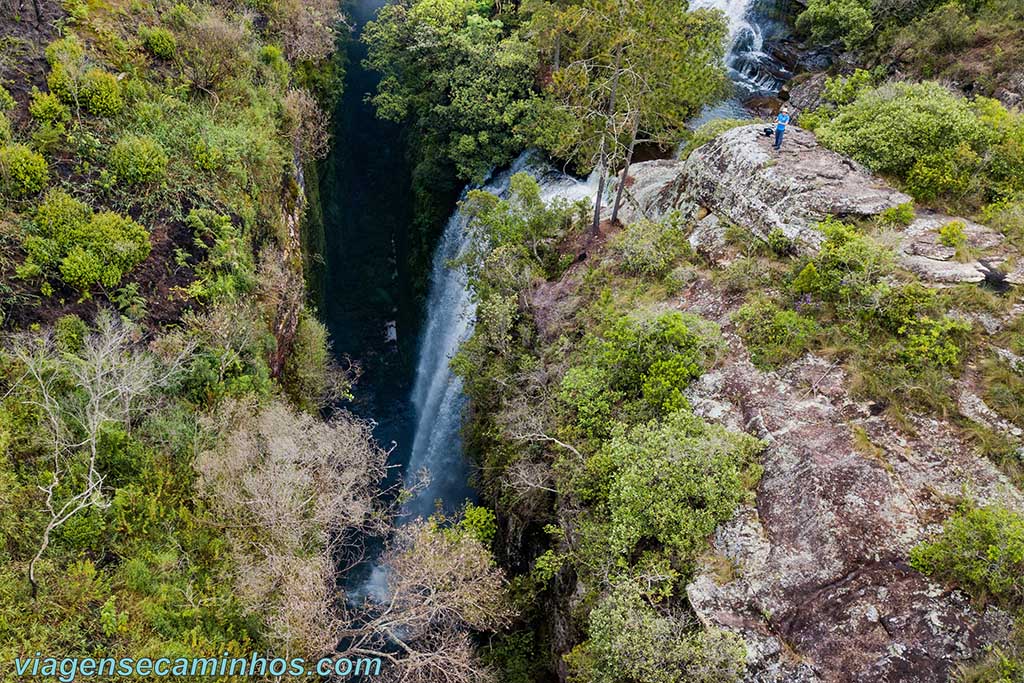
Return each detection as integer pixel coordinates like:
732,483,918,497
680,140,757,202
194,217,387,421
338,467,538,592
197,398,391,655
283,88,332,160
340,520,514,683
11,311,191,596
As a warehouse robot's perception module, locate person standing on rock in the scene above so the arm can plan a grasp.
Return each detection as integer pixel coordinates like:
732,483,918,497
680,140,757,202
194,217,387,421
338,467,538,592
774,106,791,151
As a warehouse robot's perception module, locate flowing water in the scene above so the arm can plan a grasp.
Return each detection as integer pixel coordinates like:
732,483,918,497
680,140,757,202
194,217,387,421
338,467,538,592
401,153,599,519
690,0,792,124
324,0,789,594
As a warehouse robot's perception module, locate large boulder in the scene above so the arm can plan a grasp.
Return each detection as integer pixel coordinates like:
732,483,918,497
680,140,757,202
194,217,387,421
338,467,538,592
617,125,910,250
897,213,1005,284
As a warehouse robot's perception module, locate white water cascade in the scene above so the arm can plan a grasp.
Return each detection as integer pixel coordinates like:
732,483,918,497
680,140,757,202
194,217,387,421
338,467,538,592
402,152,598,520
689,0,790,124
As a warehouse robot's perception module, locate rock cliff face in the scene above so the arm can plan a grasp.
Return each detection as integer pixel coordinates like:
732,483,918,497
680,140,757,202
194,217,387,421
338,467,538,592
674,279,1023,683
617,125,911,249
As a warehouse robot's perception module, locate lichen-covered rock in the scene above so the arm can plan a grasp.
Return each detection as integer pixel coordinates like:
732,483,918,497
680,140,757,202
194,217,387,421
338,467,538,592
618,125,910,250
672,278,1024,683
896,213,1006,284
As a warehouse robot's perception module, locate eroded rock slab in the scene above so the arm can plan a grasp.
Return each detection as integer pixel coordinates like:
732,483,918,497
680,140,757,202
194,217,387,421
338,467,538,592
897,213,1006,284
672,279,1023,682
618,125,910,249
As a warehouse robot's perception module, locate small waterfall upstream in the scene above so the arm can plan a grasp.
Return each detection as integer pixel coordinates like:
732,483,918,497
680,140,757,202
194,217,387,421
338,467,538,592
402,152,598,520
690,0,792,124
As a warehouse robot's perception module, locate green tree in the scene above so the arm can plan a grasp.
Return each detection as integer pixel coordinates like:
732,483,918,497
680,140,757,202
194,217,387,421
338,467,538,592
363,0,538,182
539,0,727,232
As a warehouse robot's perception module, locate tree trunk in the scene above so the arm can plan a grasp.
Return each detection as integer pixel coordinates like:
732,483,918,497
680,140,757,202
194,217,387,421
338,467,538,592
590,45,624,237
611,117,639,224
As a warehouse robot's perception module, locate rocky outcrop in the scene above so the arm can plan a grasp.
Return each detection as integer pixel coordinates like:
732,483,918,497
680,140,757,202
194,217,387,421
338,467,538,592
618,125,910,250
669,277,1024,683
897,213,1007,285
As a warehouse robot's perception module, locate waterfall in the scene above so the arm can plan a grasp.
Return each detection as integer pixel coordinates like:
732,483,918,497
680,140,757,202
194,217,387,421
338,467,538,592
402,152,598,520
687,0,790,126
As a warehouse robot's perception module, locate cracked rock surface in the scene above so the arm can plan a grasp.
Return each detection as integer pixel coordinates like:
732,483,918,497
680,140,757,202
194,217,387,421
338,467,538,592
618,125,911,248
671,278,1023,683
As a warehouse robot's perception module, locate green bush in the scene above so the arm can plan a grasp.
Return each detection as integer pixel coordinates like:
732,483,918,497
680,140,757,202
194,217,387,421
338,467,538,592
910,505,1024,607
594,409,762,559
138,25,177,60
799,218,894,314
560,311,723,437
283,310,332,411
54,313,88,353
0,113,10,145
459,503,498,547
28,89,70,124
878,202,915,227
0,84,14,111
23,191,151,293
897,316,970,369
110,135,168,185
938,220,967,249
796,0,873,49
734,297,820,369
816,82,987,180
0,144,49,198
80,68,124,116
904,143,981,202
567,577,749,683
613,215,688,277
822,69,874,106
184,209,257,300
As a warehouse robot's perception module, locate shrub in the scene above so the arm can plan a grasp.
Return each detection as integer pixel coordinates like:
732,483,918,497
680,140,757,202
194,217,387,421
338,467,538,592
28,90,70,124
596,409,763,559
54,314,89,353
459,503,498,547
904,143,981,202
568,578,749,683
33,190,93,256
258,45,290,82
138,26,177,60
23,192,151,293
613,215,687,277
816,82,987,180
80,69,124,117
0,85,14,111
938,220,967,249
560,311,723,437
110,135,168,185
910,505,1024,607
0,144,49,198
822,69,874,106
0,113,10,145
59,246,105,290
796,0,873,49
878,202,915,227
283,311,332,411
733,297,820,369
185,209,257,300
802,218,894,314
897,316,970,369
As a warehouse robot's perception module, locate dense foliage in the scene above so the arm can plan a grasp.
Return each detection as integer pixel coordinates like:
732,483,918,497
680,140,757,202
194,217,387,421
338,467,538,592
795,0,1024,102
452,175,762,683
808,81,1024,210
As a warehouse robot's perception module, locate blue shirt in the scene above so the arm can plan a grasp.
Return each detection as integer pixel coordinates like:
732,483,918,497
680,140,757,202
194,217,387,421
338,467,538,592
776,113,790,131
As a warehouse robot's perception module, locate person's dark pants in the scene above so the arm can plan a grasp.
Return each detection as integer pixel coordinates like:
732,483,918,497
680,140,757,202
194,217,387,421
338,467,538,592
774,127,785,149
